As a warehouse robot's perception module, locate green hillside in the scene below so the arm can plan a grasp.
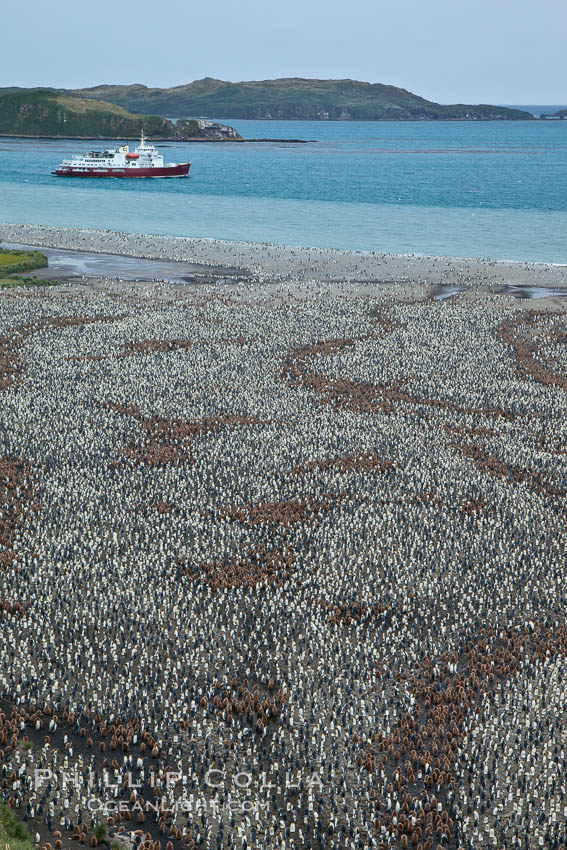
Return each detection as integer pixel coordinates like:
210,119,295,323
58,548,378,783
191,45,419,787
0,89,180,137
68,77,533,121
0,89,241,139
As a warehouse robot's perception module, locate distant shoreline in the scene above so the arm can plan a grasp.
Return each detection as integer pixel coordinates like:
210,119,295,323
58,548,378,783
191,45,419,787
0,133,314,143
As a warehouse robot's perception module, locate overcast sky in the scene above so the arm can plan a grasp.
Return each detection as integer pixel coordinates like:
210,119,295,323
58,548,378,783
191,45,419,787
1,0,565,103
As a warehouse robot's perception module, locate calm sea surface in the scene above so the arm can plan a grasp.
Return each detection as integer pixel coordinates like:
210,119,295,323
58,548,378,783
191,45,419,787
1,118,566,262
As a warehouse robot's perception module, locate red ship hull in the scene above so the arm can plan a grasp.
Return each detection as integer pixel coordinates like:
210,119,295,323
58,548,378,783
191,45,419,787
53,163,190,178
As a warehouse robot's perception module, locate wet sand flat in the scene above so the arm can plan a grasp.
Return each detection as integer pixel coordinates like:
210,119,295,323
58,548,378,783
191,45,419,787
3,222,567,291
1,241,251,285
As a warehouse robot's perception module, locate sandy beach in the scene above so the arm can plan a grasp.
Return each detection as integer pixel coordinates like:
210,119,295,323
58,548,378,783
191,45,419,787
3,222,567,293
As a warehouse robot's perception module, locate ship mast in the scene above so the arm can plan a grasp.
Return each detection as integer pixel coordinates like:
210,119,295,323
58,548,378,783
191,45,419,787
140,129,146,148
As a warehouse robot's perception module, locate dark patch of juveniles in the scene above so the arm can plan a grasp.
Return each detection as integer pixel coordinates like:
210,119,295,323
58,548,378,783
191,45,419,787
442,422,498,439
120,336,255,358
104,402,274,466
459,495,494,516
212,335,256,346
450,440,563,496
196,674,289,732
182,545,294,590
219,494,343,527
367,306,399,331
0,332,23,390
315,598,388,627
104,401,144,418
0,456,37,570
496,311,567,390
0,314,125,391
378,490,442,508
0,701,188,850
0,600,27,618
281,316,516,421
293,452,394,476
149,501,177,515
357,624,567,848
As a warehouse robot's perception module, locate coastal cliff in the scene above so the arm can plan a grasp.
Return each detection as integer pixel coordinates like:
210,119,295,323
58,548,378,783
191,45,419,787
66,77,534,121
0,90,242,140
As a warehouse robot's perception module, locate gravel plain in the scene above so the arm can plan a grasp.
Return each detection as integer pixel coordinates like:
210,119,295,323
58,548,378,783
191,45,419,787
1,225,567,850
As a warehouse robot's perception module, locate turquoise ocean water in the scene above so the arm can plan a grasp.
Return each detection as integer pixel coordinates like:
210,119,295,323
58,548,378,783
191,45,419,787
1,118,566,261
